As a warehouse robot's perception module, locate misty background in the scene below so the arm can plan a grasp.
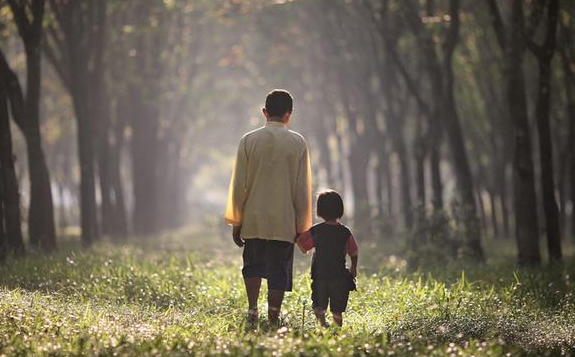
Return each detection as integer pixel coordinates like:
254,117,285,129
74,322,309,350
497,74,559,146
1,0,574,266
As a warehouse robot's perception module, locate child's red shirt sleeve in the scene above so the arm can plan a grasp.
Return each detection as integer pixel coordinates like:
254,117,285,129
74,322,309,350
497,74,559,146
346,234,359,256
296,230,314,253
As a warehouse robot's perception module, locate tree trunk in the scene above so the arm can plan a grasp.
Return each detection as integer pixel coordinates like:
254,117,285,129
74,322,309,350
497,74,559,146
532,0,561,260
2,0,56,251
71,89,98,245
0,160,5,258
110,103,128,238
0,86,25,255
57,183,67,231
476,189,487,236
499,166,511,238
349,145,371,236
130,90,160,236
437,0,483,259
96,92,116,237
509,0,541,265
430,143,443,211
488,190,499,237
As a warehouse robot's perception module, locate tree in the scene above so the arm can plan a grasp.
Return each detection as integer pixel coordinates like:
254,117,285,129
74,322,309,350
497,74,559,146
44,0,107,245
0,78,25,256
2,0,56,251
375,0,484,258
529,0,562,260
486,0,542,265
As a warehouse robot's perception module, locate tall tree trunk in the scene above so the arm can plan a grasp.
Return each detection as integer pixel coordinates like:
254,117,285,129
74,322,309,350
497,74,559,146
414,115,426,209
486,0,541,264
4,0,56,251
488,190,499,237
437,0,483,258
24,41,57,251
430,141,443,211
532,0,561,260
381,54,413,229
72,92,98,245
57,183,67,231
0,86,25,255
0,159,5,258
560,26,575,241
349,145,371,236
510,0,541,264
499,167,511,238
110,101,128,238
476,189,487,236
130,90,160,236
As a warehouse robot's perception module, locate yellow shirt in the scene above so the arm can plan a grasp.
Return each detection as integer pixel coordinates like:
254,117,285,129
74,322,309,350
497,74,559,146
224,121,312,243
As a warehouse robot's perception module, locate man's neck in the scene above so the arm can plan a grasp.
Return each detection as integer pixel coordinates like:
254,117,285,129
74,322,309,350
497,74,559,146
267,116,285,123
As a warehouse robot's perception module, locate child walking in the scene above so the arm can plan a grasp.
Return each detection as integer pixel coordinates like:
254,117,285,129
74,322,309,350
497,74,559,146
296,190,359,327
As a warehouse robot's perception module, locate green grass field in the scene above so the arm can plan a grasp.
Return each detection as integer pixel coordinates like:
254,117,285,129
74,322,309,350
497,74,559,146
1,227,574,356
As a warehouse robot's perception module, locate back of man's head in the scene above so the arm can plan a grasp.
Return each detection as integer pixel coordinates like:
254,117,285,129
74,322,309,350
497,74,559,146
265,89,293,118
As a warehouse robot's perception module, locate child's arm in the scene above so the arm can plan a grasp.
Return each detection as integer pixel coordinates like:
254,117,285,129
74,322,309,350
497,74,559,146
346,234,359,277
296,230,314,254
349,253,358,277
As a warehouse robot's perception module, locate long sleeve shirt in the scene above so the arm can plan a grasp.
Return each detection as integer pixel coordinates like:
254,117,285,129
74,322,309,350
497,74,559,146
224,121,312,243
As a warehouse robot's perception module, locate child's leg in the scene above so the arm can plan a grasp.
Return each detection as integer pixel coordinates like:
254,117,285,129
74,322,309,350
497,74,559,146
314,307,328,327
329,280,349,327
311,280,329,327
332,312,343,327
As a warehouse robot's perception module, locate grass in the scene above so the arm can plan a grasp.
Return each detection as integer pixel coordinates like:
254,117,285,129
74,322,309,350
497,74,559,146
1,226,575,356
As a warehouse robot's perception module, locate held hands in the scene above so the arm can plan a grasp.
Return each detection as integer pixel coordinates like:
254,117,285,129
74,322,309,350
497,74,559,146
232,225,244,247
349,265,357,278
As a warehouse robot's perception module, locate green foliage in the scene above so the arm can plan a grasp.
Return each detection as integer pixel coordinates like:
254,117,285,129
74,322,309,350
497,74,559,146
405,199,484,269
0,231,574,356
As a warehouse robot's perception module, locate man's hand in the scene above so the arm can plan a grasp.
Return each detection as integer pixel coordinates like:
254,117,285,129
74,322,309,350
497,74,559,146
232,225,244,247
349,265,357,278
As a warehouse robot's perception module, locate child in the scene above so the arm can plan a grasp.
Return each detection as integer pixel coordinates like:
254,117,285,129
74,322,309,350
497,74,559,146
296,190,359,327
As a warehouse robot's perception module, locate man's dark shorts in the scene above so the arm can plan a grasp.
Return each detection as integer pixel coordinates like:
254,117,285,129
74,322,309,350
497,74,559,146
311,279,349,313
242,238,294,291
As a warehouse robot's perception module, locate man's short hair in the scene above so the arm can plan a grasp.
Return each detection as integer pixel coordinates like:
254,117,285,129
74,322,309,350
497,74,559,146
265,89,293,118
316,190,344,221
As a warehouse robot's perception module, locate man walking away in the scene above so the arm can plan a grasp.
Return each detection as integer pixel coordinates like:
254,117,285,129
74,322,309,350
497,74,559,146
224,89,312,326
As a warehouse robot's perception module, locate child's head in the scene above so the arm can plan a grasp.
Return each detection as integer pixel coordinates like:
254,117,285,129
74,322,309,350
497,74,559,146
263,89,293,123
316,190,344,221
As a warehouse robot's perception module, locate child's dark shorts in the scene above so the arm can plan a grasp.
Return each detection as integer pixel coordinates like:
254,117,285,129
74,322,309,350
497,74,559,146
242,238,294,291
311,279,349,313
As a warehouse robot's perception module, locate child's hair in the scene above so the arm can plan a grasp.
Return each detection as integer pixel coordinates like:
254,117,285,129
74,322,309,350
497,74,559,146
316,190,344,221
265,89,293,117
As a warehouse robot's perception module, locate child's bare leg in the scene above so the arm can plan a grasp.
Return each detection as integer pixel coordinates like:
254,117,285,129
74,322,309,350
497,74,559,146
332,312,343,327
268,289,284,325
313,308,328,327
244,277,261,321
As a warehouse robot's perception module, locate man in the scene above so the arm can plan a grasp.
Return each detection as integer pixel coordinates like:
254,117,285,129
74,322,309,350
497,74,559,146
224,89,312,326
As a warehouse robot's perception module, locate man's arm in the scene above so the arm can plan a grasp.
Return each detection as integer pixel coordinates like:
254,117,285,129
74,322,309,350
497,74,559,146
224,138,248,247
232,225,243,247
295,143,312,234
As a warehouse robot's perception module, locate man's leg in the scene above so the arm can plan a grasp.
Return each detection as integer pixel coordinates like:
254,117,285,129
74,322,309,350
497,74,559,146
245,277,262,312
242,239,266,323
266,241,293,326
268,289,284,325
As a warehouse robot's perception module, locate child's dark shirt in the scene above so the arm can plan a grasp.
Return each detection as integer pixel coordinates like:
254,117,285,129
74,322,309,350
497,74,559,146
297,222,358,280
